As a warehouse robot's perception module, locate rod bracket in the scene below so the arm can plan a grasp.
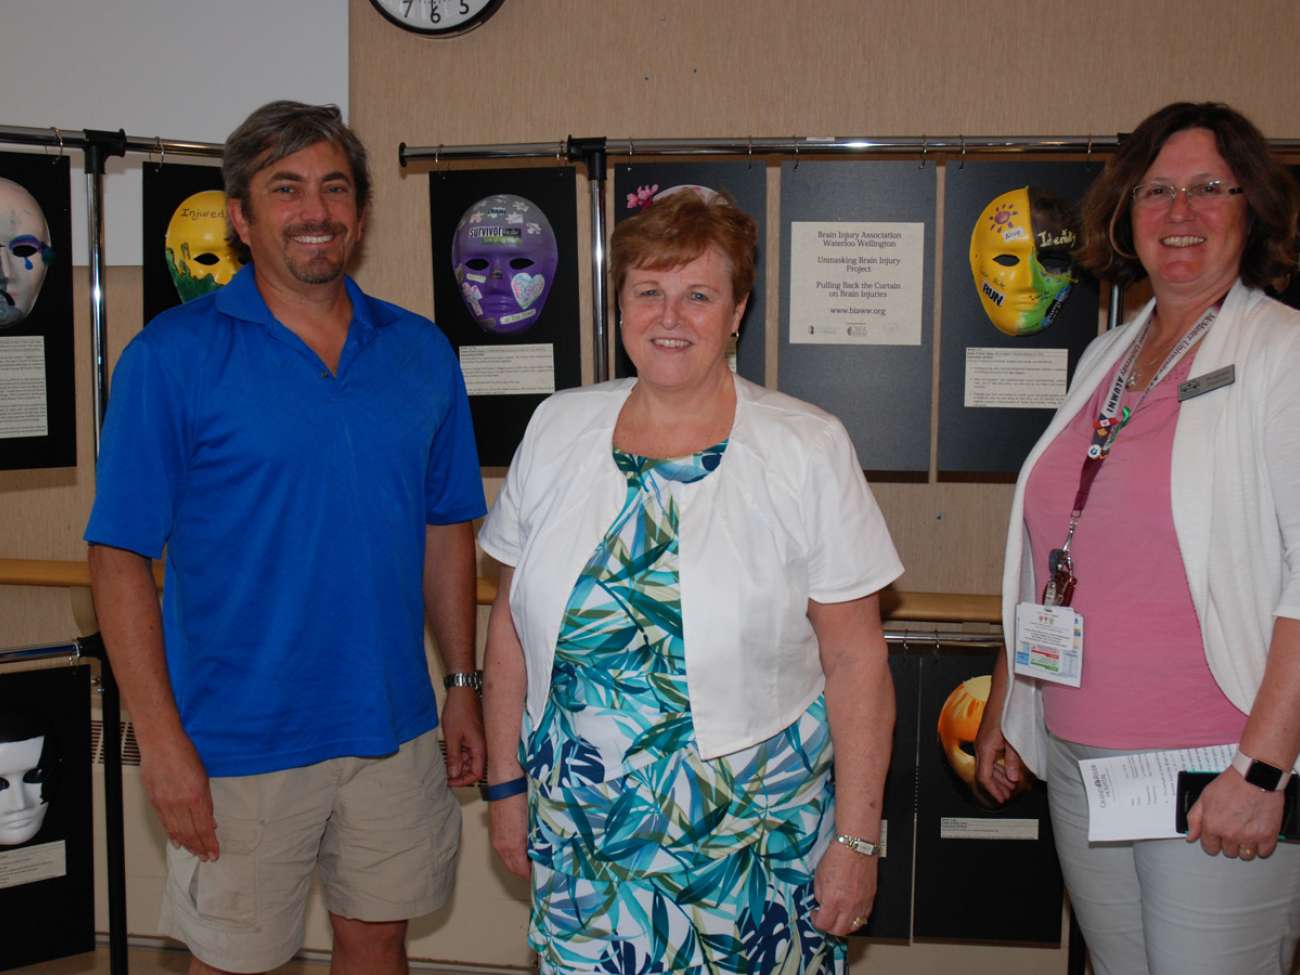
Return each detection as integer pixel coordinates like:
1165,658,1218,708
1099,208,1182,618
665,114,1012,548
81,128,127,175
566,136,607,170
77,631,106,661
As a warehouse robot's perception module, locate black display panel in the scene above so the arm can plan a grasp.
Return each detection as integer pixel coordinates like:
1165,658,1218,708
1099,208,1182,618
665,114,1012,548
912,650,1063,944
0,152,75,470
779,160,935,473
0,664,94,970
430,167,581,467
142,161,233,326
938,161,1102,475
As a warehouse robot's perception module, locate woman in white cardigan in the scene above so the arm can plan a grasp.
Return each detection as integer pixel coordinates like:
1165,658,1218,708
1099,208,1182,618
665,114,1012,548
479,190,902,974
975,102,1300,974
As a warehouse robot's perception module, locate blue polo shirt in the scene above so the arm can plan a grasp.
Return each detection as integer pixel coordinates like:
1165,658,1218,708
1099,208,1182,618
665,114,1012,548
85,266,486,776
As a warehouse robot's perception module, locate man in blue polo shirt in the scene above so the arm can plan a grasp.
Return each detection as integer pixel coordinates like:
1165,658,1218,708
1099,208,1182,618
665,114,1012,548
85,101,486,975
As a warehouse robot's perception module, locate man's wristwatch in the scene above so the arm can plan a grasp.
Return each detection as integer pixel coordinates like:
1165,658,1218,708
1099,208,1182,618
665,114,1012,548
1231,749,1292,791
443,671,483,693
833,832,880,857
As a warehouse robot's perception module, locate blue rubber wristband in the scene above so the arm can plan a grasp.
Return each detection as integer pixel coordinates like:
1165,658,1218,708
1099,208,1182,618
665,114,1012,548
484,777,527,801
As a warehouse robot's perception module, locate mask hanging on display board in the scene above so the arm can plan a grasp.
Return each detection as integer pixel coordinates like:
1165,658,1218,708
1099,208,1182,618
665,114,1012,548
0,733,54,846
936,675,990,788
451,194,557,335
165,190,243,303
0,177,55,330
969,185,1078,337
0,667,94,968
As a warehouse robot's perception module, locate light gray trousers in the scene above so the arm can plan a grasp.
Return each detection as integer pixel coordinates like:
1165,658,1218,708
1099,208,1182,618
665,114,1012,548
1047,734,1300,975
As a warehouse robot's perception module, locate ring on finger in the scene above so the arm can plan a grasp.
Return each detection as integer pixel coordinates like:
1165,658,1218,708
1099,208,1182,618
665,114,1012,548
851,915,867,928
1241,847,1255,859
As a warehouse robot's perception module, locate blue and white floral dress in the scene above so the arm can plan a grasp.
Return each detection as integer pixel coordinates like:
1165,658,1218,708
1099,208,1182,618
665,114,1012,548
522,442,843,975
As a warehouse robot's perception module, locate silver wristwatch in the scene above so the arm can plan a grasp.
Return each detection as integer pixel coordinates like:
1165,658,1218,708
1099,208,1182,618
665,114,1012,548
833,832,880,857
443,671,483,692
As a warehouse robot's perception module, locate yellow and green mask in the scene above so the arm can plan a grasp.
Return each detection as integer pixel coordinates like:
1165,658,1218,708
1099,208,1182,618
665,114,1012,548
165,190,243,303
969,186,1078,337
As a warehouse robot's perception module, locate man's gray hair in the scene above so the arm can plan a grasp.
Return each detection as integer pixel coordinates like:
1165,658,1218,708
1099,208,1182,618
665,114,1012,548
222,101,371,261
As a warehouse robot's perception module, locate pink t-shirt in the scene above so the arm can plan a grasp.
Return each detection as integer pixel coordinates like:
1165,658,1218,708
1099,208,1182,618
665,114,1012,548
1022,353,1246,748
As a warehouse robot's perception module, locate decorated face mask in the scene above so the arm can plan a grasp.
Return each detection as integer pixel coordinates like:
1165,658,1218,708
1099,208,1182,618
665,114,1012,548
166,190,244,303
936,675,991,788
0,178,54,330
0,736,49,846
970,186,1077,337
452,194,557,335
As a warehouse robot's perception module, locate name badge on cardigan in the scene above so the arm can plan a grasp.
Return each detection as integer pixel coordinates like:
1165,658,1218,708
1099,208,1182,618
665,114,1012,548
1178,364,1235,402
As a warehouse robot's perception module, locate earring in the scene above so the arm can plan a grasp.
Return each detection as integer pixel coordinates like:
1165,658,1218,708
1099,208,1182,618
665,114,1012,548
1107,202,1136,260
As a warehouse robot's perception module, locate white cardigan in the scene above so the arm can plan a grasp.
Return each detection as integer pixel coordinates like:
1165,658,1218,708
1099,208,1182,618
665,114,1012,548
999,281,1300,775
479,375,903,760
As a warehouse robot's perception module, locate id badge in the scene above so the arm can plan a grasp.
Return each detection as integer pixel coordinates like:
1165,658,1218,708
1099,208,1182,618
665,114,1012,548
1014,602,1084,687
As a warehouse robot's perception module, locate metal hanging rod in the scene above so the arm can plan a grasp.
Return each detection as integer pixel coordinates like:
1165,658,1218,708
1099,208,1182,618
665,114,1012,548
883,630,1000,649
401,132,1300,166
0,640,84,667
0,123,221,158
400,134,1120,166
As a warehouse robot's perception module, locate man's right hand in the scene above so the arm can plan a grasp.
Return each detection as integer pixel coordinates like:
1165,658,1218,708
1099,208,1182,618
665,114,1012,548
89,545,219,859
141,735,220,861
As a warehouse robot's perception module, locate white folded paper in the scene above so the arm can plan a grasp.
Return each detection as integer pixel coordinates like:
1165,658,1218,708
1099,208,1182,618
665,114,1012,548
1078,744,1236,842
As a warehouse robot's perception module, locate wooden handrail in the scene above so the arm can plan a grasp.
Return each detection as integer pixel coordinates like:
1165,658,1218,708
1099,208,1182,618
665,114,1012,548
0,558,1000,624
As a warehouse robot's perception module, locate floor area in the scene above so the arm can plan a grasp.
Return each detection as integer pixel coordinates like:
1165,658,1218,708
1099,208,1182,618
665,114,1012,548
7,945,487,974
8,947,310,974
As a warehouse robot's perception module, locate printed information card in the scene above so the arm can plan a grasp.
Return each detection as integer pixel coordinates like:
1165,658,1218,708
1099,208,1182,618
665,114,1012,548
0,842,66,891
788,222,924,346
459,343,556,396
964,347,1068,409
0,336,49,440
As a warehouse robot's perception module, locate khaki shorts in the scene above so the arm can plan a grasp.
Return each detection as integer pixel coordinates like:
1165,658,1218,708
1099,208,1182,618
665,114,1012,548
159,730,461,973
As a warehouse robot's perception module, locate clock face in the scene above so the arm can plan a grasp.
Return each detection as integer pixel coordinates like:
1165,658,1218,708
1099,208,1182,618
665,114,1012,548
369,0,505,36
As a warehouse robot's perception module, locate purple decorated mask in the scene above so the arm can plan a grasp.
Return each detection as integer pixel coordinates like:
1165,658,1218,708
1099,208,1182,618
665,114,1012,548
452,194,557,335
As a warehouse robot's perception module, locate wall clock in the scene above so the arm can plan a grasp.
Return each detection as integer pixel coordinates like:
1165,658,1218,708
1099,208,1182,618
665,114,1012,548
369,0,505,37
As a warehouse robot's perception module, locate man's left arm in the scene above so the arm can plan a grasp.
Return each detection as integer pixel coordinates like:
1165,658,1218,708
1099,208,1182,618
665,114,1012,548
424,521,485,786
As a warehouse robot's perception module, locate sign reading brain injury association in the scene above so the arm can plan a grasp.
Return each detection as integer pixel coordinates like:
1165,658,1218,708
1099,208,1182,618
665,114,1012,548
789,221,924,346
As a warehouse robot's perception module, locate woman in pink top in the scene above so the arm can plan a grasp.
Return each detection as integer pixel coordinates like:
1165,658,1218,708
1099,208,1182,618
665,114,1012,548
976,102,1300,974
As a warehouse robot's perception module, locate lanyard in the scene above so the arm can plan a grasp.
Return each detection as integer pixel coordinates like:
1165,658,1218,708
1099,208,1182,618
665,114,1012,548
1042,302,1219,607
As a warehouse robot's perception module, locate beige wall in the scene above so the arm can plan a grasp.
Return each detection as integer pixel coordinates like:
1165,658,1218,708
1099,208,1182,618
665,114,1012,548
4,0,1300,970
344,0,1300,597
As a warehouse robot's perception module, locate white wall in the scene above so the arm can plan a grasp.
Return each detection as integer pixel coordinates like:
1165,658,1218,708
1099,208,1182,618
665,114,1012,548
0,2,349,265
